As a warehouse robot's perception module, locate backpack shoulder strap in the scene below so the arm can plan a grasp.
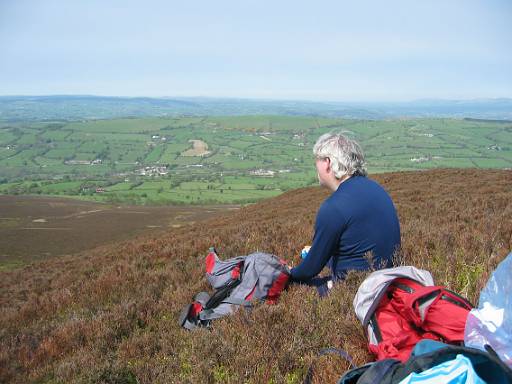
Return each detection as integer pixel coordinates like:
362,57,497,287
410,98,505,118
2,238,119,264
352,359,401,384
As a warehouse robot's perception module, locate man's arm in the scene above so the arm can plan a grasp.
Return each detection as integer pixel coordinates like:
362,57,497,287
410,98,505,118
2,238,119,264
290,202,344,282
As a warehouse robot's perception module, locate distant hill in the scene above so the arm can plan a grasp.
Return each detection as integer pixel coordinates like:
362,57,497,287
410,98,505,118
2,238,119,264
1,95,511,120
1,169,510,383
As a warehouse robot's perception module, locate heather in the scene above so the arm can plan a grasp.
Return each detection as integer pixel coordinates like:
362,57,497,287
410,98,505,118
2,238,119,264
1,169,511,383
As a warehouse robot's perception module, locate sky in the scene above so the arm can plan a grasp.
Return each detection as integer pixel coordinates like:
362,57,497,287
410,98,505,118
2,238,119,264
0,0,511,102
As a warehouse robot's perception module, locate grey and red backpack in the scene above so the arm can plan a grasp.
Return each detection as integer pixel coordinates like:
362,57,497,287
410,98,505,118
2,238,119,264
179,248,290,330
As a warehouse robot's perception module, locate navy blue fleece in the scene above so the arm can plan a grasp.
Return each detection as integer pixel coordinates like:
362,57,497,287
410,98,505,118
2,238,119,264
290,176,400,282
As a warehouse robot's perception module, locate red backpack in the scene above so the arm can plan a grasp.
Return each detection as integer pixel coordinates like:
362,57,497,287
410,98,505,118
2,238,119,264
354,267,473,362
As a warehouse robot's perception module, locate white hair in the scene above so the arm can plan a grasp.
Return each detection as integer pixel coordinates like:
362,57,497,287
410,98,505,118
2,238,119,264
313,133,367,178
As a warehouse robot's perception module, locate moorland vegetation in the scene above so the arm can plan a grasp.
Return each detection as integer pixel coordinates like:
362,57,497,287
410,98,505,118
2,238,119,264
0,168,511,383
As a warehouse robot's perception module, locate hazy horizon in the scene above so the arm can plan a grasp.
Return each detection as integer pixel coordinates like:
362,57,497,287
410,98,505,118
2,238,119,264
2,94,512,104
1,0,511,101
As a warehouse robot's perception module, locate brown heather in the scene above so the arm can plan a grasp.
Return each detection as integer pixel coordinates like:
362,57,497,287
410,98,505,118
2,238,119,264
0,169,511,383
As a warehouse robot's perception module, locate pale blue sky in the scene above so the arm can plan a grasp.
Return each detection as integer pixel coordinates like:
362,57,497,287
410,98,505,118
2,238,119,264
1,0,511,101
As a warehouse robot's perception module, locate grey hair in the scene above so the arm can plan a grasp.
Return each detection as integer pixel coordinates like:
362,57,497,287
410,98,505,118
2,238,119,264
313,133,367,178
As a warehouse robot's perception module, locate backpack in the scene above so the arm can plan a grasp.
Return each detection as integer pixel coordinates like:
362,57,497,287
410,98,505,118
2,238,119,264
337,340,512,384
179,248,290,330
353,266,473,362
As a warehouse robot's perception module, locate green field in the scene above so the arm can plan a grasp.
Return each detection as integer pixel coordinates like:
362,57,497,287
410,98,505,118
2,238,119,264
0,116,510,204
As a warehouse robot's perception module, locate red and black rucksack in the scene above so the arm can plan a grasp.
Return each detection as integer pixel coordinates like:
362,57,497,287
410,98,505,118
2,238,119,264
353,266,473,362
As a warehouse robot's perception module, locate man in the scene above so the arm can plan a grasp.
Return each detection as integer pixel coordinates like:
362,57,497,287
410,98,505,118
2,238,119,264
290,133,400,294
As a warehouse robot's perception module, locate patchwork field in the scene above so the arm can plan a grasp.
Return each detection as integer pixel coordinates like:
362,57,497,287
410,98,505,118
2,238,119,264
0,116,511,204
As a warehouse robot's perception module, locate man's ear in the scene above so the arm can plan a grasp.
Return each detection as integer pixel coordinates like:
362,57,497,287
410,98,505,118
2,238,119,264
325,157,332,172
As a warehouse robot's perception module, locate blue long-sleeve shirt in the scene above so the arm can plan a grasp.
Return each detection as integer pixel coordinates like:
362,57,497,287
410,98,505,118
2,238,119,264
290,176,400,282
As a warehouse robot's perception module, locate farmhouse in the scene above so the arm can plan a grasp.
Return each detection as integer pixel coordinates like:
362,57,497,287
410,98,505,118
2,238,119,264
137,166,168,176
64,160,91,165
410,156,430,163
250,169,275,177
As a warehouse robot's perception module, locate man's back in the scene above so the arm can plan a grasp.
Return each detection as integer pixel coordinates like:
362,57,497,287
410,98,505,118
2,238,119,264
291,175,400,281
324,175,400,276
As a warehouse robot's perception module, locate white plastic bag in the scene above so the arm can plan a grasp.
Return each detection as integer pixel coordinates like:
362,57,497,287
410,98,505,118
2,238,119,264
464,252,512,368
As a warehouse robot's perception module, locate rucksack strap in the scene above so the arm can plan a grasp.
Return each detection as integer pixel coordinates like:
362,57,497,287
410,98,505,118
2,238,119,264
369,313,383,343
303,348,356,384
344,359,400,384
204,278,242,309
224,297,253,307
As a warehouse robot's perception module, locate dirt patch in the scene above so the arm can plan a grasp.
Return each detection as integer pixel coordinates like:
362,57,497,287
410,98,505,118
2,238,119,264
0,195,238,269
181,139,211,156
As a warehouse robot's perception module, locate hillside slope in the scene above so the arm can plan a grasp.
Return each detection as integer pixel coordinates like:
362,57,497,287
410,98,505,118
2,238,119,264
1,169,511,383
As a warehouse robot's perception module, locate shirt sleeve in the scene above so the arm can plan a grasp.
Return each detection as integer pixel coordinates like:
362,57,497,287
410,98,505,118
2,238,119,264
290,200,345,282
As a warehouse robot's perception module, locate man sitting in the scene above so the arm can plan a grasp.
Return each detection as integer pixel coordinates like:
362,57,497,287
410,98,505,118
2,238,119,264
290,133,401,294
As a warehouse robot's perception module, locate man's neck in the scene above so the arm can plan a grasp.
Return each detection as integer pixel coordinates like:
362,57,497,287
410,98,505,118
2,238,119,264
331,174,351,192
